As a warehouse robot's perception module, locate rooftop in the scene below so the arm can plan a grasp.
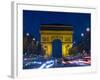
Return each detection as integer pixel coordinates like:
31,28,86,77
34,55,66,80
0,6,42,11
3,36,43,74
40,24,73,31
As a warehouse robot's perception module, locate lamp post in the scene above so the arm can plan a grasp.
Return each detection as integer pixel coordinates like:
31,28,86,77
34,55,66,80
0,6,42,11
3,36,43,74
73,41,76,44
32,38,35,41
81,33,84,37
26,33,29,36
86,27,90,32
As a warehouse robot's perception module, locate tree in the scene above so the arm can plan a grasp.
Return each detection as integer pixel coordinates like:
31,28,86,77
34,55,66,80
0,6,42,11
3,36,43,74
35,42,45,56
69,46,79,56
77,30,90,55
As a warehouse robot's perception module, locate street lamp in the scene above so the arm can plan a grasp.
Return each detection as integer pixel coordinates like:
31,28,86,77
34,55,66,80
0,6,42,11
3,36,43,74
33,38,35,41
81,33,84,37
73,41,76,46
73,41,76,44
26,33,29,36
86,27,90,32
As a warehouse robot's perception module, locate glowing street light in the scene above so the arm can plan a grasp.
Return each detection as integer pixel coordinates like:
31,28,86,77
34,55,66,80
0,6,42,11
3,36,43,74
86,27,90,32
33,38,35,41
73,41,76,44
26,33,29,36
81,33,84,37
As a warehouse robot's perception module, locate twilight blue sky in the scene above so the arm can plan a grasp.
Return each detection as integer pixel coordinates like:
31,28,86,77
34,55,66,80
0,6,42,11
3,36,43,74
23,10,91,43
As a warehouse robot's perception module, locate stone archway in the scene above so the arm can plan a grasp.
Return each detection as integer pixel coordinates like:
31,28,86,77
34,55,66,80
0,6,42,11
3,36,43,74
52,39,62,58
40,24,73,58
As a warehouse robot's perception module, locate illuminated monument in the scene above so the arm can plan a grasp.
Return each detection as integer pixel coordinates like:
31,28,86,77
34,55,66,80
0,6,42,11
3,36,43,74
40,24,73,58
